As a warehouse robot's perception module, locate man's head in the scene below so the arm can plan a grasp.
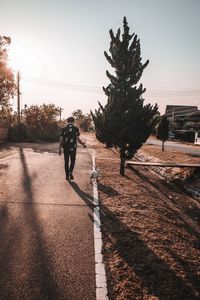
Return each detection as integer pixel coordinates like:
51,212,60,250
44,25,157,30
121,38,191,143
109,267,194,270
67,116,75,123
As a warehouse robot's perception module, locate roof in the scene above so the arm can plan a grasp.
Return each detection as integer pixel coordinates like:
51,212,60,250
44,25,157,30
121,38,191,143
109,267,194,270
183,110,200,120
165,105,198,117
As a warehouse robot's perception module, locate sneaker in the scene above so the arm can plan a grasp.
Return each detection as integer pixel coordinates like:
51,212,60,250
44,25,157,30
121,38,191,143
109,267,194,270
69,172,74,180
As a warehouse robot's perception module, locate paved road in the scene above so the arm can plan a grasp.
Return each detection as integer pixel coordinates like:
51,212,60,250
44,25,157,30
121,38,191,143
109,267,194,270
0,144,96,299
147,139,200,156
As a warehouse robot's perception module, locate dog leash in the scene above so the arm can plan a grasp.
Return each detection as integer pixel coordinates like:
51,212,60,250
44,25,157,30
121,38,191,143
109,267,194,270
84,146,96,170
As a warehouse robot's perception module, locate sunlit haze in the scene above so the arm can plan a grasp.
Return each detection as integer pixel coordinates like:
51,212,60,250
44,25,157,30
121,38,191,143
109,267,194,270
8,42,43,78
1,0,200,116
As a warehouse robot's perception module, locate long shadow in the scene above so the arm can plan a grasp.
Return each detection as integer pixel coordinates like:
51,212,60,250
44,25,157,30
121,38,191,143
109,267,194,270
14,147,65,299
98,182,120,197
69,181,98,225
100,202,200,299
185,207,200,226
129,165,200,239
10,142,59,155
128,165,186,197
0,203,22,299
167,248,200,292
69,181,96,208
70,180,200,297
0,164,8,170
0,163,20,296
0,200,90,207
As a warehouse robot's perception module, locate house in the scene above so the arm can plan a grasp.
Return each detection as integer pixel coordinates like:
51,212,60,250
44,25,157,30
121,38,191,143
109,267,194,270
183,110,200,130
165,105,200,143
165,105,198,120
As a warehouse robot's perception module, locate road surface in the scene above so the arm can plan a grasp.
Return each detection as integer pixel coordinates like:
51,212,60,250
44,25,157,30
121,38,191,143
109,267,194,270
147,139,200,156
0,143,96,299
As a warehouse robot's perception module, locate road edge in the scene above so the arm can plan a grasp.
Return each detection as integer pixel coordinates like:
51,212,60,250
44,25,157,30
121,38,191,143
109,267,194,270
92,150,108,300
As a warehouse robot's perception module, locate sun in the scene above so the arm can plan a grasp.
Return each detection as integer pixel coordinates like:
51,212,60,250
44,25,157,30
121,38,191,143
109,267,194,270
8,42,43,78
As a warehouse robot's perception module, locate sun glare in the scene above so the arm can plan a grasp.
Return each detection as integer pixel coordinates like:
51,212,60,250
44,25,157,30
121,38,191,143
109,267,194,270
8,43,43,78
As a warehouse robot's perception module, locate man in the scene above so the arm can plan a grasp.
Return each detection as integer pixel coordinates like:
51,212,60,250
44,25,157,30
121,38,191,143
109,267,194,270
59,116,86,180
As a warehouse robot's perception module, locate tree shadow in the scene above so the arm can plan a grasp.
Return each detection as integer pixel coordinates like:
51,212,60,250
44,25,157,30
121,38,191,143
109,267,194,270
18,146,65,299
184,207,200,226
124,174,134,181
0,164,8,170
0,200,92,207
0,147,65,299
128,165,186,197
6,142,59,155
98,182,121,197
189,153,200,158
100,202,200,299
167,247,200,292
0,202,22,298
129,165,200,239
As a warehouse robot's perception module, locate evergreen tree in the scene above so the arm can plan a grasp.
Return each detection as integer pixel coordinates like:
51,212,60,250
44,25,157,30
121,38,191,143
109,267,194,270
156,115,169,151
92,17,158,175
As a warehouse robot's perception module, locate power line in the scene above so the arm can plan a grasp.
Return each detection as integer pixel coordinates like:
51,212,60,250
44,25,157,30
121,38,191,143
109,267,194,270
23,77,103,94
147,89,200,97
22,76,200,97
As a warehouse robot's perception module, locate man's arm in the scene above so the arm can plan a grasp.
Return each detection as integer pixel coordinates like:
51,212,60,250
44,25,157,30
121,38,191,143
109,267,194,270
59,136,63,155
77,136,86,148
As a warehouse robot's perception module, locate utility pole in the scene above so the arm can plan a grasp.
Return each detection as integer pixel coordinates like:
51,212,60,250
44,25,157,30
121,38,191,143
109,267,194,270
17,71,21,124
59,107,62,121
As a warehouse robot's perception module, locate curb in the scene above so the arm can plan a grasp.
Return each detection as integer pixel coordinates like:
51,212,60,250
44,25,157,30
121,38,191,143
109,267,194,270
92,150,108,300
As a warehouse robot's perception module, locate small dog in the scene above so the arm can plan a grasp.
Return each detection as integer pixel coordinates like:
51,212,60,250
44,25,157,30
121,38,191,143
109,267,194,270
90,167,100,183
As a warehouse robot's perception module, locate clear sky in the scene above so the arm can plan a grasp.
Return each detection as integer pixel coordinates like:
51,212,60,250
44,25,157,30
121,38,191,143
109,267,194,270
0,0,200,116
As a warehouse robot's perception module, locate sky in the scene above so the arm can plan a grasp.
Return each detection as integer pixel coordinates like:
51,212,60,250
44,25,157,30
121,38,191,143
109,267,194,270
0,0,200,116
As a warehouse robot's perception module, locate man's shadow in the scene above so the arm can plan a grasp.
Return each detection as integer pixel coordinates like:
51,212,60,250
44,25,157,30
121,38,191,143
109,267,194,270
69,181,96,208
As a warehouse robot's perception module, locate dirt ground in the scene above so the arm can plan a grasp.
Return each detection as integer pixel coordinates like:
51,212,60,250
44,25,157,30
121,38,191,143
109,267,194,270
95,141,200,300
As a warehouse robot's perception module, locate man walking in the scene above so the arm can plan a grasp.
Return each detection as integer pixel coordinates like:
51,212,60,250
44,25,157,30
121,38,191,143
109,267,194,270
59,116,86,180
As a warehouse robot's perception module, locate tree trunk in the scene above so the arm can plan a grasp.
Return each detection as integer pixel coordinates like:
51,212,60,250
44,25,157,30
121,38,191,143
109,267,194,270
120,149,125,175
162,140,164,151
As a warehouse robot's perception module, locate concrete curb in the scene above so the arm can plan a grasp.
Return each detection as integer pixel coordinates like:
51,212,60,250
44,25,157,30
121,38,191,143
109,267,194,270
92,150,108,300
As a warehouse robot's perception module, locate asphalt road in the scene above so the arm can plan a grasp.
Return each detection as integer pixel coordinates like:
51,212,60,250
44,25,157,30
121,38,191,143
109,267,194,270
0,144,96,300
147,139,200,156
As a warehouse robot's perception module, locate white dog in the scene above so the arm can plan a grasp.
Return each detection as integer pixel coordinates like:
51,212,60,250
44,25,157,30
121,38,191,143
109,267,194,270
90,167,100,183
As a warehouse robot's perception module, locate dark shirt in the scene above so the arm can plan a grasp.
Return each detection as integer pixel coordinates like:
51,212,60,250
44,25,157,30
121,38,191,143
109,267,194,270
60,124,80,151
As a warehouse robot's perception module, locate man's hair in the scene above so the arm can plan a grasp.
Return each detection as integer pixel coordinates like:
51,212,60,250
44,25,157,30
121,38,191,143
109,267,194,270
67,116,75,123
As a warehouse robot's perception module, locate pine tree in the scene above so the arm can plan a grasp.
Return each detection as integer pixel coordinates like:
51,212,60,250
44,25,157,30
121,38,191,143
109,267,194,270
156,115,169,151
91,17,158,175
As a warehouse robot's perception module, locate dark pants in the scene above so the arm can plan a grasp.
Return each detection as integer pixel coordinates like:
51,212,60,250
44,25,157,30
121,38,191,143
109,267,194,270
63,148,77,177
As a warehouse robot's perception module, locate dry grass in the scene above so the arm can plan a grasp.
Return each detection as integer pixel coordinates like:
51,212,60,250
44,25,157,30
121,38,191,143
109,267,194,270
95,141,200,300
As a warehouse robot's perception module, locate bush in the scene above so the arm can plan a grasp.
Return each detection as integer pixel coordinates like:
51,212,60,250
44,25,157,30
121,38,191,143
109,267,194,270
8,122,61,142
30,122,61,142
8,123,28,142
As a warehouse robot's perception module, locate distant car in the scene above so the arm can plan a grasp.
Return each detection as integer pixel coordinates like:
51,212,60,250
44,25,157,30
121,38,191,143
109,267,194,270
168,131,175,140
194,132,200,145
